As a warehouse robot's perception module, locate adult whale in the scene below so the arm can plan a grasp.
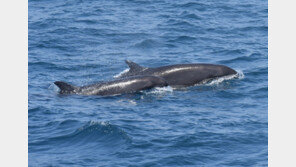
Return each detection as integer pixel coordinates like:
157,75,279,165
119,60,238,87
54,75,168,96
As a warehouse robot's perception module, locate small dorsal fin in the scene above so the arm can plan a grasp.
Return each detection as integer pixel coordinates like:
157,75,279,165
54,81,77,94
125,60,145,72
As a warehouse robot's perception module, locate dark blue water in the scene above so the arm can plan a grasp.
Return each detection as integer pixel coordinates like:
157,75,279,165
29,0,268,166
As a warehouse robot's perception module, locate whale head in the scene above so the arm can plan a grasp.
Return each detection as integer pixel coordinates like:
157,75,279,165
217,65,237,76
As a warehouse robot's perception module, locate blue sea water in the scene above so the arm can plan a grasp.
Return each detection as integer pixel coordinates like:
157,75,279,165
28,0,268,166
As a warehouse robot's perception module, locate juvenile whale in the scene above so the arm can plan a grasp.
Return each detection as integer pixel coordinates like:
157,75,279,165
119,60,237,87
54,75,168,96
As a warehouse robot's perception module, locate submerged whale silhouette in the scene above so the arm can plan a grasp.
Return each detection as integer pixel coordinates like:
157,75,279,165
54,75,168,96
119,60,237,87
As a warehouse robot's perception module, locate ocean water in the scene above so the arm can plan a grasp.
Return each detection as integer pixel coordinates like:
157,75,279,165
28,0,268,166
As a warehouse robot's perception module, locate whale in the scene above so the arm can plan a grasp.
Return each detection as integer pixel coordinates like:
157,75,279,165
118,60,238,87
54,75,168,96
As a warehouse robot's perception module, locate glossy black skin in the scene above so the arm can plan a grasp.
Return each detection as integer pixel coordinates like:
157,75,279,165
120,61,237,87
54,75,168,96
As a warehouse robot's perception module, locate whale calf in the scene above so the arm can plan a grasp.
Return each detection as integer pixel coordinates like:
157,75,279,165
119,60,237,87
54,75,168,96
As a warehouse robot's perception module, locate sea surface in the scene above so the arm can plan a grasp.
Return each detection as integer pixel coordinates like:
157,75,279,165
28,0,268,166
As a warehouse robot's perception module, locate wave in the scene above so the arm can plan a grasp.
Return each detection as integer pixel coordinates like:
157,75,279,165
245,67,267,76
251,87,268,94
29,121,131,149
219,53,263,64
133,39,162,49
171,20,196,28
29,61,102,72
237,26,268,32
107,32,150,39
75,19,98,25
29,61,64,70
167,36,197,44
178,11,202,20
212,49,248,56
182,13,202,20
29,106,48,113
176,2,208,11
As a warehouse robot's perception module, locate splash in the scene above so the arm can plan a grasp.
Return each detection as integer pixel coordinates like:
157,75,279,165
236,70,245,79
48,83,60,93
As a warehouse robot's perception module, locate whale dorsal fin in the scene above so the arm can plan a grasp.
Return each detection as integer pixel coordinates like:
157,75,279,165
125,60,145,73
54,81,77,94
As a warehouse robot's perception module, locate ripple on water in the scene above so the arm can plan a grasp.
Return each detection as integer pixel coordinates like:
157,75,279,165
29,121,131,151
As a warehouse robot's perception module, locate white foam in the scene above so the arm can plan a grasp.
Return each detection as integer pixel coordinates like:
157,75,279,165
113,68,130,78
204,70,244,86
77,121,109,131
128,100,137,105
99,121,109,126
117,99,137,105
145,86,173,95
88,120,109,126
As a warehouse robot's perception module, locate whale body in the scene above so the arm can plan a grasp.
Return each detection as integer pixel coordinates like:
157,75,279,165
54,75,168,96
119,60,237,87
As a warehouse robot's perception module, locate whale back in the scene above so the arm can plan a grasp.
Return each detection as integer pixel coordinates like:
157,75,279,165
120,61,237,86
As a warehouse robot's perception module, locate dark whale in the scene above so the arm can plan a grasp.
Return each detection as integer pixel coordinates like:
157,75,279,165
119,60,238,87
54,75,168,96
